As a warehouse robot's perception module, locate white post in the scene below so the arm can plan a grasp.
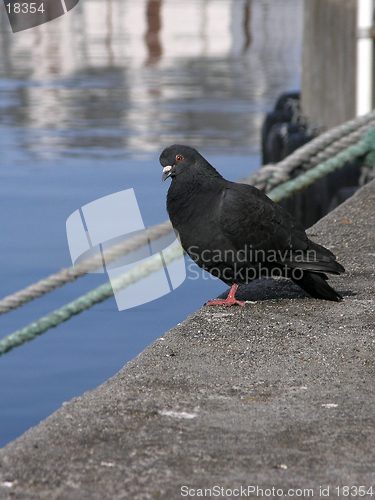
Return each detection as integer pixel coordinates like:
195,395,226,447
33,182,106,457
356,0,374,116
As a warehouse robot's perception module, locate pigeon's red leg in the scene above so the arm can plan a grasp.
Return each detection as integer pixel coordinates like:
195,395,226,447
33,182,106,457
205,284,245,307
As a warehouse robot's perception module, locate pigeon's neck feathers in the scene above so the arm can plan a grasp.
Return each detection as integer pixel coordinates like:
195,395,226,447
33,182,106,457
166,160,226,225
171,159,226,195
182,158,225,184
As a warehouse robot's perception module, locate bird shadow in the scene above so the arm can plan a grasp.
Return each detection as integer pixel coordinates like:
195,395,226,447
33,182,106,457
217,278,355,302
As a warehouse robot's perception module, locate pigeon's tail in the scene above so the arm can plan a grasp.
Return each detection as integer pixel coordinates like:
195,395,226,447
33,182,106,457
291,271,343,302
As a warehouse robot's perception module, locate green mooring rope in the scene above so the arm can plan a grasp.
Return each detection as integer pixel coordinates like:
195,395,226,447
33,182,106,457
0,245,183,356
1,127,375,357
0,220,173,315
267,128,375,202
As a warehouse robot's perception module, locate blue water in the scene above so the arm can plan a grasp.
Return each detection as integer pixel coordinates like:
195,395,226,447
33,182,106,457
0,0,302,447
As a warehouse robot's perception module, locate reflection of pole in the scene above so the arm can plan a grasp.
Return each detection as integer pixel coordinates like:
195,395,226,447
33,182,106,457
145,0,162,66
200,0,208,56
356,0,374,115
106,0,114,65
243,0,252,53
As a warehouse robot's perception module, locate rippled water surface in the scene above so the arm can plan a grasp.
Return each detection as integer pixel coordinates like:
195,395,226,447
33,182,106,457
0,0,302,446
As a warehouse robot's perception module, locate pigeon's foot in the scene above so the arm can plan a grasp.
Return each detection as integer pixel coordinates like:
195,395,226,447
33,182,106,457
205,284,245,307
205,297,245,306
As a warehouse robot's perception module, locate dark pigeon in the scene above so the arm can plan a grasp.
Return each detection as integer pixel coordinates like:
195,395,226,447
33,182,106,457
160,144,345,306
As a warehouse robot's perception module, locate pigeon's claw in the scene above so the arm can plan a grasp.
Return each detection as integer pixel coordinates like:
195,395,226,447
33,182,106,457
205,284,245,307
205,298,245,307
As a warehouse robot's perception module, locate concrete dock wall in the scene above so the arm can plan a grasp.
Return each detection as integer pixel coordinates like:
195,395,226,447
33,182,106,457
0,179,375,499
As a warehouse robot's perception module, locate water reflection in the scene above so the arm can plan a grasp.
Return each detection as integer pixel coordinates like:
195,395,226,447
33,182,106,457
0,0,302,157
145,0,162,66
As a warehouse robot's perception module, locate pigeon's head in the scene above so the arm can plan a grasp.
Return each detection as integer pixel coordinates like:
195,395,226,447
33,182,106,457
159,144,202,182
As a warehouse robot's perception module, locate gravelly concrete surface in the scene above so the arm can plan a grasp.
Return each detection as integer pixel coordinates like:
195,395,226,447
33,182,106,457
0,181,375,500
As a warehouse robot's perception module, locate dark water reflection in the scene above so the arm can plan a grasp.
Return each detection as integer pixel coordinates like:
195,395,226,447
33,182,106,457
0,0,302,447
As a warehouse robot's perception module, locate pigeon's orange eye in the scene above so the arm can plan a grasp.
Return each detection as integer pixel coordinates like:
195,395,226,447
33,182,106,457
175,155,183,162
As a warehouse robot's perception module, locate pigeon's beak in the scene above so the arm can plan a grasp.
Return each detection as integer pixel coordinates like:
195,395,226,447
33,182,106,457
162,165,173,182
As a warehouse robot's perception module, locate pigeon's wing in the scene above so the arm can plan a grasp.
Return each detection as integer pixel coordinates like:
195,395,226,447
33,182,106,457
219,182,307,253
219,182,342,273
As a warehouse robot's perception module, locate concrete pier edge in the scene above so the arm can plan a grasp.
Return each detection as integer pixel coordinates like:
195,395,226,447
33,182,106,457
1,180,375,499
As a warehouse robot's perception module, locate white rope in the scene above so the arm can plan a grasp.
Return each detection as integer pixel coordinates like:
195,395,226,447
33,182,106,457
245,110,375,192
